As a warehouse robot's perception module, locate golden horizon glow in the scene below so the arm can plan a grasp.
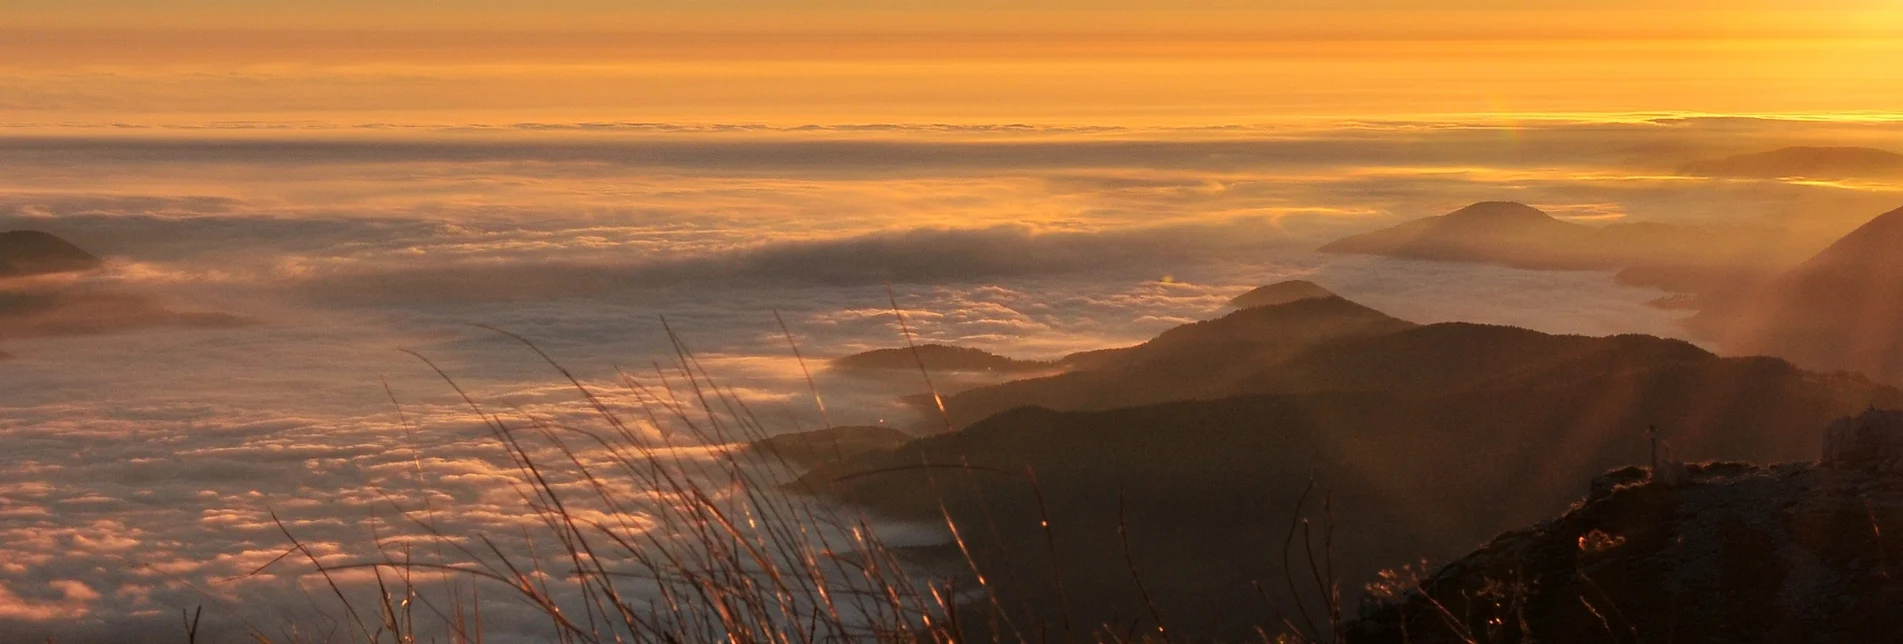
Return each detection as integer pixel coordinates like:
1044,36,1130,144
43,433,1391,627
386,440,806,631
4,5,1900,129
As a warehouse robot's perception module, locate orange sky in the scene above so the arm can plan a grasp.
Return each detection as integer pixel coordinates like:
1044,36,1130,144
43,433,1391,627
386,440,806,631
3,4,1900,128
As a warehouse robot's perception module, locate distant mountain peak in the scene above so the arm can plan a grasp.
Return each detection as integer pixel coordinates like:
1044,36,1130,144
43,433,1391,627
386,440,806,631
1229,280,1337,309
1441,201,1553,222
1317,201,1622,269
0,230,103,278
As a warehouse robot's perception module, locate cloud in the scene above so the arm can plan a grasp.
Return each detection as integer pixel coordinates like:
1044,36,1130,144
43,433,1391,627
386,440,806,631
0,121,1838,173
0,278,250,341
284,219,1296,303
0,116,1891,639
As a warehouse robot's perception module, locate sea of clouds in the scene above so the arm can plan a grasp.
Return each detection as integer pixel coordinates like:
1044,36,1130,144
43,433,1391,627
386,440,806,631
2,116,1901,641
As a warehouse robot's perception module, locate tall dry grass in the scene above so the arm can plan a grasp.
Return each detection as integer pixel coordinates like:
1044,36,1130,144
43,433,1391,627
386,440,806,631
238,314,1388,644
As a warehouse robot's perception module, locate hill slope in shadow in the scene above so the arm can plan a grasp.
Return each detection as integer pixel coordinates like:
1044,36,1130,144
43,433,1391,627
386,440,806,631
944,295,1415,426
1350,454,1903,643
797,293,1901,640
1229,279,1337,310
0,230,103,278
1703,204,1903,384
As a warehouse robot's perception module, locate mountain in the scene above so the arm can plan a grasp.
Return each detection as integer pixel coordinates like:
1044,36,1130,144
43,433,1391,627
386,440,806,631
1679,146,1903,180
0,230,103,277
800,380,1899,640
832,343,1050,374
1319,202,1792,282
948,296,1415,425
1349,451,1903,642
1229,279,1337,309
1321,202,1598,268
942,296,1718,429
1706,204,1903,383
795,293,1903,639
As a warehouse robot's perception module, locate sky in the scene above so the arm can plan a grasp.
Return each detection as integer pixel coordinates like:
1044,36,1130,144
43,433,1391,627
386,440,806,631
5,1,1903,127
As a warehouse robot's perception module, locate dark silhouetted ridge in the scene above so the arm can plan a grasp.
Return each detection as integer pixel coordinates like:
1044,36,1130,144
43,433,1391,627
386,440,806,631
1065,295,1413,370
796,288,1903,640
941,296,1413,425
0,230,103,277
1228,279,1336,309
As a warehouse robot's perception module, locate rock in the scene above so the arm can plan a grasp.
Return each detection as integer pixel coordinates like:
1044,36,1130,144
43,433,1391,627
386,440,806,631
1822,408,1903,472
1589,465,1649,500
1349,460,1903,643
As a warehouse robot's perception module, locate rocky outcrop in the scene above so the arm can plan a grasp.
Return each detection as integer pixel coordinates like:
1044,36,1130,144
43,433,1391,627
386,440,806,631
1348,410,1903,643
1822,408,1903,472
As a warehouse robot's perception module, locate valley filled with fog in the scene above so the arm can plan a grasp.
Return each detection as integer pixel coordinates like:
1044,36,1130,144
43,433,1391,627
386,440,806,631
6,115,1903,640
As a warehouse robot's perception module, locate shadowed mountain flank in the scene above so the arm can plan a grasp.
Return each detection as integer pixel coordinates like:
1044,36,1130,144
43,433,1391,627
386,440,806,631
1679,146,1903,180
802,387,1897,640
1350,456,1903,643
1704,205,1903,384
945,296,1415,426
0,230,103,277
1228,279,1336,310
797,293,1903,640
831,344,1051,375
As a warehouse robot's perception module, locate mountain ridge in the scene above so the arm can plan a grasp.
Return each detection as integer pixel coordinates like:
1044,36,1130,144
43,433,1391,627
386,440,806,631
793,291,1903,639
1705,204,1903,384
0,230,104,278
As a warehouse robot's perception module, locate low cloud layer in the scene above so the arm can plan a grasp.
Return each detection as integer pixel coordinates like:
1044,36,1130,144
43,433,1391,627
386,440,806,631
0,116,1890,637
282,220,1293,303
0,278,250,341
